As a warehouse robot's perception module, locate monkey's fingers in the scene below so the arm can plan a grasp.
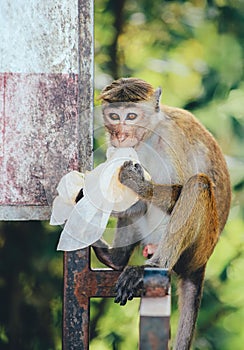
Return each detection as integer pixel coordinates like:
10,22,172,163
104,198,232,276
119,161,145,195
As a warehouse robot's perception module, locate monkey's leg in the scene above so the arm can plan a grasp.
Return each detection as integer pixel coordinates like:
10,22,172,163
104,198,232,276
147,173,219,271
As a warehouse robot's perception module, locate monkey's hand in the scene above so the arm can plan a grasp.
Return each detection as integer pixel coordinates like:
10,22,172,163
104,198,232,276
114,266,144,306
119,161,153,199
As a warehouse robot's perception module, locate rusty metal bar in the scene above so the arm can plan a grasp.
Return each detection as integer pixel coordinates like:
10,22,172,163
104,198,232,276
139,268,171,350
63,248,121,349
63,249,90,350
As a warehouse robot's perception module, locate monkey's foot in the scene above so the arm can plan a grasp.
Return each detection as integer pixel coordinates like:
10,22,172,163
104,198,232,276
114,266,144,306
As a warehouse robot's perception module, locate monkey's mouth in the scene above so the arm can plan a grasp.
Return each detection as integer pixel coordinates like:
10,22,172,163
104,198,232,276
112,136,139,148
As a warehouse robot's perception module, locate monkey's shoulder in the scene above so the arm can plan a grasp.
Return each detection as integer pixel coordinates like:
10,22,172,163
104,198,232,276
160,104,213,142
161,105,197,123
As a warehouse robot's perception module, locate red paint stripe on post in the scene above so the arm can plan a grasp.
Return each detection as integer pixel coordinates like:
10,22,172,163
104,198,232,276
0,73,79,211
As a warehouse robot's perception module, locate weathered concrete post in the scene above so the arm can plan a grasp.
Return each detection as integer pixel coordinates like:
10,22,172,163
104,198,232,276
0,1,83,219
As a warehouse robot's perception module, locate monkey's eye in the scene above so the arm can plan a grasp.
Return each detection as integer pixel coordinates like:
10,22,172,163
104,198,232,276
126,113,137,121
109,113,120,121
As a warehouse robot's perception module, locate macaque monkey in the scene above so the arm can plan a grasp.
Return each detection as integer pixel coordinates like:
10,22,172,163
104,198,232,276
84,78,231,350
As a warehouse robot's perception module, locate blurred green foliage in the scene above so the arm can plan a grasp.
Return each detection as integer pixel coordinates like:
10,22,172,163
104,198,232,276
93,0,244,349
0,0,244,349
0,222,63,349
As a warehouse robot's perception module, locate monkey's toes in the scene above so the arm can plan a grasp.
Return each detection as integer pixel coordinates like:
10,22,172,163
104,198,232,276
114,266,144,306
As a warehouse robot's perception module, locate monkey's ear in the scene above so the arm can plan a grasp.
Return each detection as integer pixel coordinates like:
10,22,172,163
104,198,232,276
154,87,162,112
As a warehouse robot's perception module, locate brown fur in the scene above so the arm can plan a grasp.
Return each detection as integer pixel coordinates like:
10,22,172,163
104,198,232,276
99,77,155,103
161,105,231,232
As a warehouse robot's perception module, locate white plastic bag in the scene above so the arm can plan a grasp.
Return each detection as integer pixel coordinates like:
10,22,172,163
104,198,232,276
50,147,149,251
50,171,85,225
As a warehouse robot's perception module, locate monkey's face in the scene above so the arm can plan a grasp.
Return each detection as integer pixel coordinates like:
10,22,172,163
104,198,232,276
103,104,151,148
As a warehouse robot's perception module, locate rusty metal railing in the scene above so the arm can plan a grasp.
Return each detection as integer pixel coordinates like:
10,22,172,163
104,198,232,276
63,248,171,349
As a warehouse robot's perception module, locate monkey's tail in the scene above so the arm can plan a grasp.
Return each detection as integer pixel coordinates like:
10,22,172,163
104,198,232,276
173,265,206,350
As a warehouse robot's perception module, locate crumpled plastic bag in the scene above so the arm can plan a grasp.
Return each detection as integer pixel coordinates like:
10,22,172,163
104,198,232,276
50,171,85,226
50,147,150,251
